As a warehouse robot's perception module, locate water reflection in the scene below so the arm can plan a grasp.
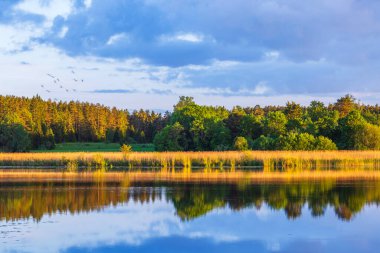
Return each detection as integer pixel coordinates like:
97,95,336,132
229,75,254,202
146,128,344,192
1,180,380,253
1,180,380,222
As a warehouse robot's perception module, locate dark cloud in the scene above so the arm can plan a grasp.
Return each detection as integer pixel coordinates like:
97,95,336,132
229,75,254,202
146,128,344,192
32,0,380,68
3,0,380,98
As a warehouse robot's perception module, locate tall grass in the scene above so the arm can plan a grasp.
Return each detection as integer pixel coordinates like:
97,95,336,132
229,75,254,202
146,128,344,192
2,151,380,171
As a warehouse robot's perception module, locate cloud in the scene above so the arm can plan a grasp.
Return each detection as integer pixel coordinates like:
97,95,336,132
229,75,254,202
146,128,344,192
2,0,380,109
160,33,205,43
36,0,380,67
106,33,130,45
92,89,138,94
148,89,173,95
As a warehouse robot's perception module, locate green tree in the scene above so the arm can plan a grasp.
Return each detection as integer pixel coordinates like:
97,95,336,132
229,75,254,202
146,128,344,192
334,94,357,117
233,136,249,151
338,110,366,149
0,123,31,152
275,133,316,150
43,128,55,150
251,135,275,150
205,120,231,151
314,136,337,150
352,123,380,150
285,101,303,120
153,122,187,151
263,111,288,137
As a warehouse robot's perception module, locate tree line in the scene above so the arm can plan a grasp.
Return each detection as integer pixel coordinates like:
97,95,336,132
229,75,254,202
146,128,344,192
1,94,380,152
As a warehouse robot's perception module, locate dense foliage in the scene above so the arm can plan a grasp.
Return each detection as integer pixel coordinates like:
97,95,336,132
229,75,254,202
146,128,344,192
1,94,380,152
0,95,168,151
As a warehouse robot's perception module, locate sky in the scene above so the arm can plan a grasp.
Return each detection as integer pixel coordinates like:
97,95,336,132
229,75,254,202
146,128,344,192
1,0,380,111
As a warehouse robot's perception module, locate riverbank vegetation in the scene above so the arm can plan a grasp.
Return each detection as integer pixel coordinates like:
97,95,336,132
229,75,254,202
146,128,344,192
1,94,380,152
31,142,154,153
2,151,380,171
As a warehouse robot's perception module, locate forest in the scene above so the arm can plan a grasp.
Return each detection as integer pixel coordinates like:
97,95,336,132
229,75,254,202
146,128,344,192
1,94,380,152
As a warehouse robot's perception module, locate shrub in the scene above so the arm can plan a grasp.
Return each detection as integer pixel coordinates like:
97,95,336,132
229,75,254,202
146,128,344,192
233,136,249,151
153,122,187,151
0,123,31,152
120,144,133,153
251,136,275,150
314,136,337,150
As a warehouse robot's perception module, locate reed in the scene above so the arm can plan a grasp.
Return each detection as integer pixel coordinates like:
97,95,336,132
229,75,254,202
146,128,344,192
2,151,380,171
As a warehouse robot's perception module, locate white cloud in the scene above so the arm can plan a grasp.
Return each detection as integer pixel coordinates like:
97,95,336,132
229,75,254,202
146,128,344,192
106,33,130,45
252,81,271,95
0,24,44,52
160,32,205,43
14,0,74,23
175,33,204,43
84,0,93,9
58,26,69,38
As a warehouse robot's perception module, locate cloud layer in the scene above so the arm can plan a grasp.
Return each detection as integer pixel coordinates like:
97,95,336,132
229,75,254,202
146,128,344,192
1,0,380,109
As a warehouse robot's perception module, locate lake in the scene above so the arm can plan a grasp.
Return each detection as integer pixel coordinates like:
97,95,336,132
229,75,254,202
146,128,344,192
1,178,380,253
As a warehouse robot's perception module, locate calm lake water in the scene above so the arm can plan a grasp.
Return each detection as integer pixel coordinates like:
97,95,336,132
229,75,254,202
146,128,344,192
1,179,380,253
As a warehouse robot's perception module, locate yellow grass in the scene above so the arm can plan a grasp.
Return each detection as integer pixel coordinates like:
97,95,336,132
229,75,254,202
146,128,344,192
2,151,380,171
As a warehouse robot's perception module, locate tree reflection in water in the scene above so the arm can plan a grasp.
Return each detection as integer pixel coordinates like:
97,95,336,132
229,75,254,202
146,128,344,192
1,180,380,222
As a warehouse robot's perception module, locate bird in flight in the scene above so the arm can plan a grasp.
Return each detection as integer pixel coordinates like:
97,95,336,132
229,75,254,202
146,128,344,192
73,79,78,82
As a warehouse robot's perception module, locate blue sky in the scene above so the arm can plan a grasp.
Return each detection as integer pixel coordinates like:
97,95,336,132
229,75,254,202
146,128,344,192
1,0,380,110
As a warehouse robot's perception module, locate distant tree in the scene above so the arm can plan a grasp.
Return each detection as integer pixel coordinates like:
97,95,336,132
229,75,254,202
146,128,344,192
233,136,249,151
352,123,380,150
206,120,231,151
314,136,337,150
275,133,336,151
285,101,303,120
275,132,315,151
0,123,31,152
153,122,187,151
263,111,288,137
43,128,55,150
338,110,366,149
334,94,357,117
174,96,196,111
251,135,275,150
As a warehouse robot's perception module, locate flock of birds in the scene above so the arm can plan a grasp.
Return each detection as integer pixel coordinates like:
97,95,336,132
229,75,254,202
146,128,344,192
41,70,85,100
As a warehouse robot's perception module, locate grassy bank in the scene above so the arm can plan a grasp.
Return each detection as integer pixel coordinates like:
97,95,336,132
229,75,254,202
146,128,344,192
32,143,155,153
2,151,380,171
